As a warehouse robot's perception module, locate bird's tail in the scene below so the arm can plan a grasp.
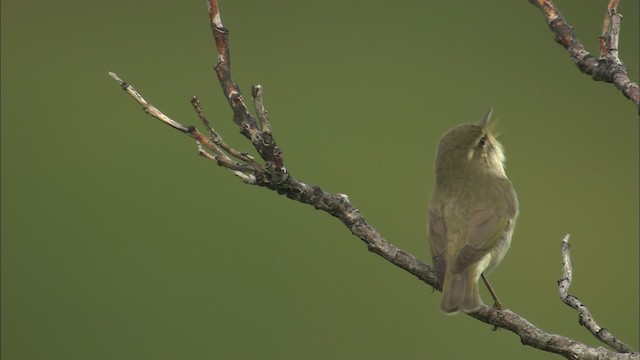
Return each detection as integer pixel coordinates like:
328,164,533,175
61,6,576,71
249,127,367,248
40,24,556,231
440,270,481,314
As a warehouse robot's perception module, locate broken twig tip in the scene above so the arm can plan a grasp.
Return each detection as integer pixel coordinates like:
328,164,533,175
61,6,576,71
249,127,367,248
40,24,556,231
208,0,223,28
108,72,122,82
108,72,129,89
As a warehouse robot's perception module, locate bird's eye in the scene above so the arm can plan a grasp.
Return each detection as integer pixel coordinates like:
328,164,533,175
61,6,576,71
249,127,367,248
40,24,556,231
478,136,488,148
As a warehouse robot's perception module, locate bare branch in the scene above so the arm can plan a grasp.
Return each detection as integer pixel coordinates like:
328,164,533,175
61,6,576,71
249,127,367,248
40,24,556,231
207,2,285,174
558,235,636,354
109,1,639,358
528,0,640,111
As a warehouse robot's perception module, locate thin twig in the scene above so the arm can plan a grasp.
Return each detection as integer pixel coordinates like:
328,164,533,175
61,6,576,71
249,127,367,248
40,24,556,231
599,0,622,62
605,0,622,64
559,235,635,354
196,141,256,183
190,97,263,171
108,72,192,134
251,85,272,134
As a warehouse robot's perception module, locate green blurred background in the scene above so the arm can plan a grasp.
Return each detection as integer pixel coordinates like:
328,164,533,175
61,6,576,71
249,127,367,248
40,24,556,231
2,0,638,359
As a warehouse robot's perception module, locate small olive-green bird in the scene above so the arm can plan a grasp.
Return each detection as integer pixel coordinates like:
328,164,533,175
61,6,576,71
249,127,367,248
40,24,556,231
428,109,518,314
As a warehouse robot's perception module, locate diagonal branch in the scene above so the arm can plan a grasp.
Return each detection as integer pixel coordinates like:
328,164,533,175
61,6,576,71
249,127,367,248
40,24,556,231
528,0,640,112
109,1,638,358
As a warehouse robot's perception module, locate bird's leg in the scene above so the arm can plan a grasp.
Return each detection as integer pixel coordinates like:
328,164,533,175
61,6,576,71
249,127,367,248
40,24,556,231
481,273,502,310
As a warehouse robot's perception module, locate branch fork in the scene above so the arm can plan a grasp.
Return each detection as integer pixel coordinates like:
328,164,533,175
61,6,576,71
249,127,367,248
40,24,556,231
529,0,639,111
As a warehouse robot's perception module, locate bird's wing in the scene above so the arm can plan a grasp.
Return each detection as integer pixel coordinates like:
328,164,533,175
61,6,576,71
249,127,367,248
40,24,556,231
450,207,510,274
428,206,448,285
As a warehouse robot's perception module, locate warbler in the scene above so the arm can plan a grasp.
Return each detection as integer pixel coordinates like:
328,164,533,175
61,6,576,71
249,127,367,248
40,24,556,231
428,109,518,314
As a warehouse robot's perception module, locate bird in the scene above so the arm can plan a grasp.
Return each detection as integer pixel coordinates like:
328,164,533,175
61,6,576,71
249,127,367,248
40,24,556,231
428,109,518,314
